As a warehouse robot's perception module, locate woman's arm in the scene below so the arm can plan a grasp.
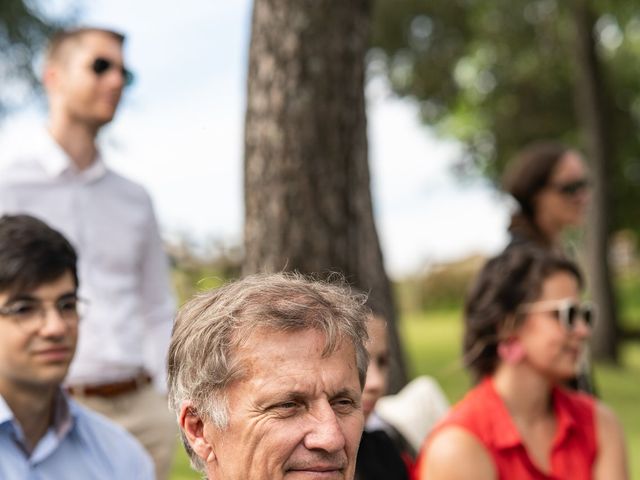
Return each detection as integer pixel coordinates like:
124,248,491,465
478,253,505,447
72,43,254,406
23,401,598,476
418,426,496,480
594,402,628,480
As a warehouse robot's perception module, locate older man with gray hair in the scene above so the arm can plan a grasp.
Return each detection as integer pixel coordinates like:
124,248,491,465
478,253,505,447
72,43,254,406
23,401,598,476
168,273,369,480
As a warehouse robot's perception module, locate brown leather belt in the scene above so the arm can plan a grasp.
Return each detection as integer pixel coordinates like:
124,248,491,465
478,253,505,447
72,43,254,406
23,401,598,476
67,374,152,398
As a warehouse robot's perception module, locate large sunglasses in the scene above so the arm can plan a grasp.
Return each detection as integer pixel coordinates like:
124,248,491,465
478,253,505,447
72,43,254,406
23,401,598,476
91,57,135,86
519,299,595,330
550,178,590,197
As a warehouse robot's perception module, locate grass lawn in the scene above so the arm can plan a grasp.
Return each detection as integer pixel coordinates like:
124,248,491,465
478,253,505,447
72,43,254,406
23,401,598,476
169,309,640,479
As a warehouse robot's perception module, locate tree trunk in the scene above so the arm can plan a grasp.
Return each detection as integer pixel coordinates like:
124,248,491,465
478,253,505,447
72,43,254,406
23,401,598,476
570,0,619,362
244,0,407,390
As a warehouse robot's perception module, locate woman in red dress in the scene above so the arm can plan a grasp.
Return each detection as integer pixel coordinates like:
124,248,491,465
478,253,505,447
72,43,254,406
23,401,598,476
417,247,627,480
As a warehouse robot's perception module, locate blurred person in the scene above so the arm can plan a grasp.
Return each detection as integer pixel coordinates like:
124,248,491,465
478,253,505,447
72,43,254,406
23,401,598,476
0,214,154,479
168,273,368,480
0,27,177,478
356,310,411,480
503,141,590,252
503,141,594,394
417,247,628,480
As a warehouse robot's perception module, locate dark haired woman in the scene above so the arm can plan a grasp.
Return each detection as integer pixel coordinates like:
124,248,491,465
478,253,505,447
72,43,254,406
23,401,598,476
503,141,590,251
503,141,595,394
417,247,627,480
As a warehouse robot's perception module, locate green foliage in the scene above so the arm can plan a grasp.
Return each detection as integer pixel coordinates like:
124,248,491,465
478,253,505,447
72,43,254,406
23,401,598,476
371,0,640,235
0,0,76,115
395,255,484,312
614,266,640,331
169,240,242,305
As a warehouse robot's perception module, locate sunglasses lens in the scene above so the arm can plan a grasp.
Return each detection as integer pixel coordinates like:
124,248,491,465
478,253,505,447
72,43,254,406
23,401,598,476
91,58,134,87
558,303,593,329
581,306,593,327
92,58,111,75
123,68,135,86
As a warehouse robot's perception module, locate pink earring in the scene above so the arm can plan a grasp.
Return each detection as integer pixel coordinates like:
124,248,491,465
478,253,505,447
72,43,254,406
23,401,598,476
498,338,525,364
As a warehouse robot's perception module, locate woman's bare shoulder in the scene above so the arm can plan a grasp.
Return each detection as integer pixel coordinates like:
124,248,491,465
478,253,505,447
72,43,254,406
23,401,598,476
418,426,496,480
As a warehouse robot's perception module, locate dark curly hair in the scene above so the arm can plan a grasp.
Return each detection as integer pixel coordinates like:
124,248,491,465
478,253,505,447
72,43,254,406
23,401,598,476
463,246,583,381
502,141,572,247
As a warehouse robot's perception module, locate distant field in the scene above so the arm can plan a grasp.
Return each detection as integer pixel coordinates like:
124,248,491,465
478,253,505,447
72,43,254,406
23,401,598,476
169,309,640,479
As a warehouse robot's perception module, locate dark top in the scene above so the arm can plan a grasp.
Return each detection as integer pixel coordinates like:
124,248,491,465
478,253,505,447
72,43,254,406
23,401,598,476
355,430,410,480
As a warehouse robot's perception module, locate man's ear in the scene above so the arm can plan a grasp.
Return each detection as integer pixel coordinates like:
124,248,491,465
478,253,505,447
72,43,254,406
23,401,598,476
179,401,216,464
42,63,59,93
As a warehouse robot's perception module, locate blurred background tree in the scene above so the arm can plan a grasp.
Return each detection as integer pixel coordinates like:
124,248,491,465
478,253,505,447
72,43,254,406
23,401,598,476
244,0,407,390
371,0,640,361
0,0,73,116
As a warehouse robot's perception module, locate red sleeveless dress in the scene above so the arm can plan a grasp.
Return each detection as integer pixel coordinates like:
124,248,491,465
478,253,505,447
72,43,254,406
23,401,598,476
417,377,597,479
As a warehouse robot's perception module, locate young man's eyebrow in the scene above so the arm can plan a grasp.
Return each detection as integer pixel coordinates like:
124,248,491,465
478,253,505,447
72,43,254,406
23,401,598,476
4,290,77,303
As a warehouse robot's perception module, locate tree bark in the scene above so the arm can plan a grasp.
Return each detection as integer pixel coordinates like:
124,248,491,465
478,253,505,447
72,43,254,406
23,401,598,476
244,0,407,390
570,0,619,362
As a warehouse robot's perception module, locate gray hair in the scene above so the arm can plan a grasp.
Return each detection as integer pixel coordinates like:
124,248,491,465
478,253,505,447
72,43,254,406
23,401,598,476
167,272,369,472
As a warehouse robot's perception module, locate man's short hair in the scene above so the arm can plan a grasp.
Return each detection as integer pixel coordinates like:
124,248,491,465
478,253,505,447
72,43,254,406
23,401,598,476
167,272,370,471
46,27,126,63
0,214,78,295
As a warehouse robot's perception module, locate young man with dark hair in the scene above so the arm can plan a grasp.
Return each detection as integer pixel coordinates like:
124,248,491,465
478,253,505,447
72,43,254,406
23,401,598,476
0,214,154,478
0,27,177,478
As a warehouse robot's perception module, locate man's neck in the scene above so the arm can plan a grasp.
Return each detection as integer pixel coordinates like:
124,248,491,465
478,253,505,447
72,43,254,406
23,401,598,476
1,383,58,453
47,117,100,171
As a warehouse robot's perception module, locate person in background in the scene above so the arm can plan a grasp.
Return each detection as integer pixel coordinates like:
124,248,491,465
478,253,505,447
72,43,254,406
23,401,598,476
502,141,590,252
417,247,627,480
168,273,368,480
503,140,594,394
356,309,411,480
0,27,176,478
0,214,154,479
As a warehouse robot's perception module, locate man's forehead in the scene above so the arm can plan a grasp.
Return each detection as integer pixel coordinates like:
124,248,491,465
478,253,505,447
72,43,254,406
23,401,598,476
232,328,360,395
52,31,123,64
0,272,77,301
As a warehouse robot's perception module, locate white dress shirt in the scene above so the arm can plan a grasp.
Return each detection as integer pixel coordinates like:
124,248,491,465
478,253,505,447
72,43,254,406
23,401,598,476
0,128,175,391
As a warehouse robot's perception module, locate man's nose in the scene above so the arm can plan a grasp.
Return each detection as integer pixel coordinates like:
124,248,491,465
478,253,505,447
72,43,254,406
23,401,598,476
39,307,69,337
303,402,347,453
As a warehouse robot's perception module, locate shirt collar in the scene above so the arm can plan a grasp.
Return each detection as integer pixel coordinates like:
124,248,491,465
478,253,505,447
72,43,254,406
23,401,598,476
0,394,13,427
482,378,522,449
482,378,579,451
0,389,75,440
550,387,579,448
38,128,108,182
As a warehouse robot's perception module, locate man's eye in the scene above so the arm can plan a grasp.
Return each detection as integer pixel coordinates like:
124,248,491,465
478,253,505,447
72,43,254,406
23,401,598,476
332,398,356,412
58,300,78,312
9,303,38,317
274,401,299,410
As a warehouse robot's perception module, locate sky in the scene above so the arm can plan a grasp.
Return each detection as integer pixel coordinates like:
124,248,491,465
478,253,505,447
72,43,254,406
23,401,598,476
0,0,512,278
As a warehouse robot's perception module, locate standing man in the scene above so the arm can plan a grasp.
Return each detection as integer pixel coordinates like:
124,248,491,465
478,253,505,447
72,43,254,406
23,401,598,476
168,273,369,479
0,28,176,478
0,214,154,479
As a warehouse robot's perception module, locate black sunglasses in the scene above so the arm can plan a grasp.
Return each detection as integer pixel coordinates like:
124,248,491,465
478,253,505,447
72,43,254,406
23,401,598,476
520,299,595,330
91,57,135,86
551,178,590,196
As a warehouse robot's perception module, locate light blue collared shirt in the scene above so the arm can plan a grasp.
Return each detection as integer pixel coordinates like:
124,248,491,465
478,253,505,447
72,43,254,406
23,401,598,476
0,392,155,479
